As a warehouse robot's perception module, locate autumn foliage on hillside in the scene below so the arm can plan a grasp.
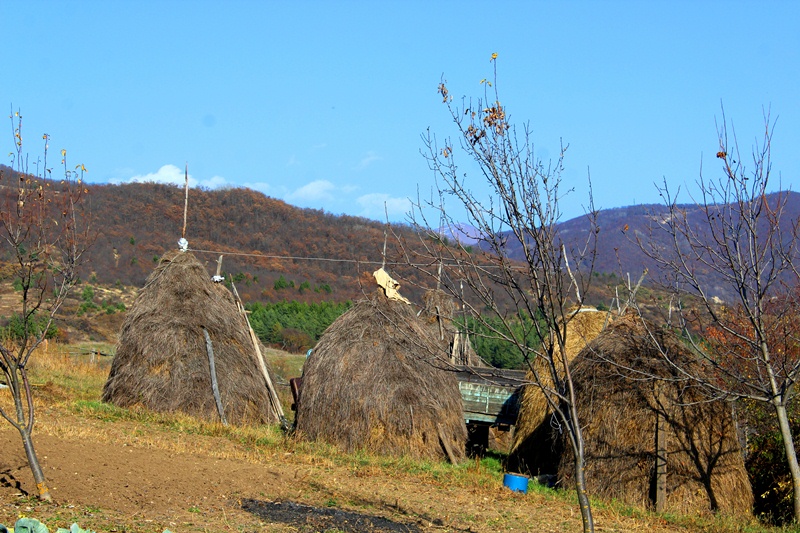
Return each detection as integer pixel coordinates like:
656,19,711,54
59,179,429,304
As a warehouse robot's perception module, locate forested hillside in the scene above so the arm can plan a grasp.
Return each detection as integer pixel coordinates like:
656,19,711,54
79,180,427,304
6,167,797,370
14,164,798,308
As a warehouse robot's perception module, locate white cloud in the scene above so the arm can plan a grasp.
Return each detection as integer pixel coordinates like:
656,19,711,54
354,151,381,170
111,164,237,191
356,193,411,219
200,175,229,188
117,164,190,186
243,181,272,195
286,180,336,203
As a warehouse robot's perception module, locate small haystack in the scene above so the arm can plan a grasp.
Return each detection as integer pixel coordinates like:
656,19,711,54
519,315,753,516
509,307,610,470
102,250,279,425
420,289,482,367
295,288,467,461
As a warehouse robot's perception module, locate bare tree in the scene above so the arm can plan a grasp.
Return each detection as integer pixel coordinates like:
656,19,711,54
635,109,800,521
0,109,90,501
407,57,598,533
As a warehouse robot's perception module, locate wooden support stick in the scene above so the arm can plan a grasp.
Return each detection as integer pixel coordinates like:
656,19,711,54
182,163,190,239
230,282,287,426
562,243,581,302
203,327,228,426
381,229,388,270
435,304,444,341
437,422,458,465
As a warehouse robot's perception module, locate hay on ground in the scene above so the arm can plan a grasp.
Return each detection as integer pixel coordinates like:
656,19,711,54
295,289,467,461
102,250,279,425
516,315,753,516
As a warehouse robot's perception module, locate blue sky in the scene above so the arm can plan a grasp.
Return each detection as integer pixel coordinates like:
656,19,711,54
3,1,798,224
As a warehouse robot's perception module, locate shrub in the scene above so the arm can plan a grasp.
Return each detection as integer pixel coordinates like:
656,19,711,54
1,312,58,342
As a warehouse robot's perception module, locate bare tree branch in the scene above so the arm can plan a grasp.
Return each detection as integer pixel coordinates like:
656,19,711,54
403,59,598,533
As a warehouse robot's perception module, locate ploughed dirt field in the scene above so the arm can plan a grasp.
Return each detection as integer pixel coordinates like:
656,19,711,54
0,404,691,533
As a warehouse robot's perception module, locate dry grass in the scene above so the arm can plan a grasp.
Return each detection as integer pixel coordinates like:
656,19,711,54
0,340,783,532
260,348,306,423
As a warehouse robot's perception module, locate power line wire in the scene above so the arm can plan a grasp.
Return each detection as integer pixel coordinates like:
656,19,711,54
188,248,417,267
187,247,510,270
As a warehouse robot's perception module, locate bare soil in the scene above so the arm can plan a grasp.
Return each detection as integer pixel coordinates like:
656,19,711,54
0,405,692,533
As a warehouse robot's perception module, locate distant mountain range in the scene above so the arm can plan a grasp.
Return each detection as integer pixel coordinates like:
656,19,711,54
496,191,800,302
2,165,797,305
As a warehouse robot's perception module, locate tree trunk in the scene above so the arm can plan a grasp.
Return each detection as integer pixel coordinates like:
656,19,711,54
18,426,51,501
655,381,667,512
775,402,800,522
570,404,594,533
574,451,594,533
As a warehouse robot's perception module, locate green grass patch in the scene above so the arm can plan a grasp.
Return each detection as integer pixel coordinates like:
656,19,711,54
72,400,135,422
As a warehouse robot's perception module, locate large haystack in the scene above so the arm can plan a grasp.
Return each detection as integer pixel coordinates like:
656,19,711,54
295,289,467,461
102,250,279,425
509,307,610,469
518,315,753,516
420,289,482,367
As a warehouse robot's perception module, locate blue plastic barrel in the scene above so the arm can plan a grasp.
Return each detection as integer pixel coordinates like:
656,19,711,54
503,473,529,493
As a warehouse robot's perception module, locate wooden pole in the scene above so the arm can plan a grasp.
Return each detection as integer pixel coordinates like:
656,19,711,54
451,330,460,364
230,282,287,428
437,423,458,464
203,327,228,426
382,203,388,270
381,229,388,270
182,163,189,239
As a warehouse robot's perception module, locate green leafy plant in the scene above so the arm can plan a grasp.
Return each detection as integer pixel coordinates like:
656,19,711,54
1,311,58,342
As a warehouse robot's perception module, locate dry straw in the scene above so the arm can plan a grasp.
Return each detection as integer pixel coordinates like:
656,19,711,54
516,314,753,516
295,289,467,461
509,307,610,470
102,250,279,425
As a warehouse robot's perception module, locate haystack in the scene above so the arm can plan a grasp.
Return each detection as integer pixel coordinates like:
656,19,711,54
102,250,279,425
518,315,753,516
508,307,610,470
294,289,467,461
420,289,482,367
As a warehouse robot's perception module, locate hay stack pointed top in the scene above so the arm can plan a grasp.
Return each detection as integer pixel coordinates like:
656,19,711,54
295,287,467,461
102,250,279,425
